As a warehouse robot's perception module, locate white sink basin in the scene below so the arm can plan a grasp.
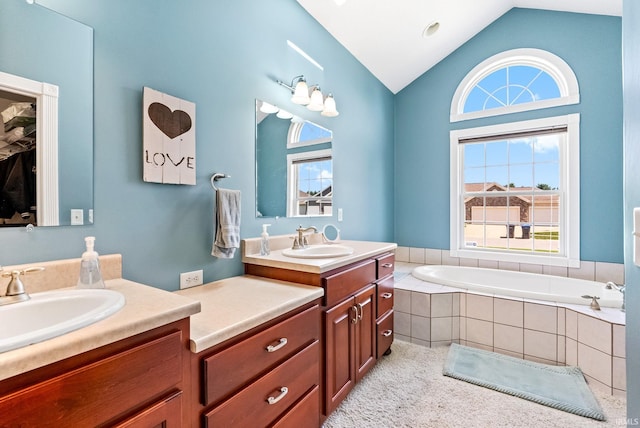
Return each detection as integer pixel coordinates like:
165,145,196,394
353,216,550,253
0,289,125,353
281,244,354,259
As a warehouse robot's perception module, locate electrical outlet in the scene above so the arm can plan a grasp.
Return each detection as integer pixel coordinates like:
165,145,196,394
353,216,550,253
180,269,203,289
70,209,84,225
338,208,343,222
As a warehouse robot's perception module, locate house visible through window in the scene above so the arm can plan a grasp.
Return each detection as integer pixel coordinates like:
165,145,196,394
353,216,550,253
287,149,333,217
451,114,580,267
461,128,562,254
450,49,580,267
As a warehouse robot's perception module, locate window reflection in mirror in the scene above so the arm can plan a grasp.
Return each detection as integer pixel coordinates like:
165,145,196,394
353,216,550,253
256,99,333,218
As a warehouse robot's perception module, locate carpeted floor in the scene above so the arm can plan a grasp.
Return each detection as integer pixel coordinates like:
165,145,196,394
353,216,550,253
322,340,627,428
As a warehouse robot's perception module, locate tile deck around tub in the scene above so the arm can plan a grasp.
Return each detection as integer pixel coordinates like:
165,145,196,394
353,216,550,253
393,262,626,395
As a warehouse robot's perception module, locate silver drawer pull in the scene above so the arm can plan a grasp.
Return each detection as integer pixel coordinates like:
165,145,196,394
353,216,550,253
381,292,393,299
267,387,289,405
266,338,288,353
382,263,393,268
381,329,393,337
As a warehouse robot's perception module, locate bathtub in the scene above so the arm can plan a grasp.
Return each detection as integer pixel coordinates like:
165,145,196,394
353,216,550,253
412,265,624,308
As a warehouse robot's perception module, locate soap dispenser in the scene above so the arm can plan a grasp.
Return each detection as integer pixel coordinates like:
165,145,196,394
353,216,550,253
260,224,272,256
77,236,106,289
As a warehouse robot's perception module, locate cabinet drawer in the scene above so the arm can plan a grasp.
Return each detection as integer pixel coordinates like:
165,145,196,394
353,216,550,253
272,385,319,428
376,253,395,279
323,259,375,307
376,310,394,358
203,305,319,406
376,275,394,318
0,331,182,426
204,340,320,428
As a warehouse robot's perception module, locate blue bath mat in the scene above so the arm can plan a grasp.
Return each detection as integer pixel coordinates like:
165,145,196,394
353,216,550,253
443,343,605,421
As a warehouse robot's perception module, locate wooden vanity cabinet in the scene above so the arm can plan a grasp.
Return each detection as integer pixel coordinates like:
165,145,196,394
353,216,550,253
245,250,395,419
192,302,322,427
375,253,395,358
324,283,376,415
0,318,192,427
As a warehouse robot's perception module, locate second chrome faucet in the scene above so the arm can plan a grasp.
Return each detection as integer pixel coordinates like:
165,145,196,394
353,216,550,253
292,225,318,249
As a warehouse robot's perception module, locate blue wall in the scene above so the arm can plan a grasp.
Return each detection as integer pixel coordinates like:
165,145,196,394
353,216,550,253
623,0,640,419
395,8,623,264
1,0,395,290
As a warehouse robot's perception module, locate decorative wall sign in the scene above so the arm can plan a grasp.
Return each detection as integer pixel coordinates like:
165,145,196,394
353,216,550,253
143,87,196,185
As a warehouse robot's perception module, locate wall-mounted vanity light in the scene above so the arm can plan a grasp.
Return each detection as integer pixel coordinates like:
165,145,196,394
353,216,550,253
276,75,339,117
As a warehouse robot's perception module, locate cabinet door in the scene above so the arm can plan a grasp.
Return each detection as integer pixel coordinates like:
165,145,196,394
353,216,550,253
324,296,357,415
113,391,182,428
354,285,376,382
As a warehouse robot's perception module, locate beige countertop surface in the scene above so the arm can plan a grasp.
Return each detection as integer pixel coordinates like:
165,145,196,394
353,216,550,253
0,279,200,382
242,239,397,274
175,275,324,353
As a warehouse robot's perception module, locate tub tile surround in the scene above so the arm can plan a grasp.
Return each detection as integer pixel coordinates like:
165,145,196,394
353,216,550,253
395,246,625,285
393,260,627,395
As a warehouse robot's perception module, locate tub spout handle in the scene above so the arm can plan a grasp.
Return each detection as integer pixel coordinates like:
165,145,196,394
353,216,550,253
581,295,601,311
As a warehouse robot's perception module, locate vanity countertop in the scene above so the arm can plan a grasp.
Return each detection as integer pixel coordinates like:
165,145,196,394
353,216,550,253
174,275,324,353
241,239,397,274
0,278,200,382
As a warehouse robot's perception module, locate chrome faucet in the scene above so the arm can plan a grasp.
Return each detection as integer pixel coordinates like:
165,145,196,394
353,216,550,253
605,281,626,312
0,266,45,306
292,225,318,249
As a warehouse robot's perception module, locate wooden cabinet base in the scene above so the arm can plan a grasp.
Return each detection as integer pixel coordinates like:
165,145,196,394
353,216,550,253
0,319,191,427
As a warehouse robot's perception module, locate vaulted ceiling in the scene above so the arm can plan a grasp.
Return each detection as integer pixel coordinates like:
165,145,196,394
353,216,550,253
296,0,622,93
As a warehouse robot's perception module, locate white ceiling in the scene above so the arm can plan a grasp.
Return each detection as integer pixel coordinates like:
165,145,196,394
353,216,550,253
296,0,622,94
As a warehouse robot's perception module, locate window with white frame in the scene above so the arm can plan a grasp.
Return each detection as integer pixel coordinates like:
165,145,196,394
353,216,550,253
450,49,579,123
450,114,580,267
450,49,581,267
287,149,333,217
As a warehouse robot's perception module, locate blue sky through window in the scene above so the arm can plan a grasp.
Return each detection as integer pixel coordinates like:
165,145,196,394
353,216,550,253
298,121,332,144
463,134,561,190
297,159,332,193
464,65,561,113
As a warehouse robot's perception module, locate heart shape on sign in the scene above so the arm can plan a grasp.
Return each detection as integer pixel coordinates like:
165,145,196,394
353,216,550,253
148,102,192,139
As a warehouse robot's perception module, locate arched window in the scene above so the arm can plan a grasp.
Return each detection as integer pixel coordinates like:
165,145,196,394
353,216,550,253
450,48,579,122
449,49,581,267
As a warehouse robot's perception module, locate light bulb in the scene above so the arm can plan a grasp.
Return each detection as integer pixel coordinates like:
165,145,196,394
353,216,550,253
321,94,339,117
276,109,293,119
259,101,279,114
307,88,324,111
291,80,310,105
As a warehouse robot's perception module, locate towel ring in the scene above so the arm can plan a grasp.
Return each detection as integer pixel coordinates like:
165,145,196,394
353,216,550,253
211,173,230,191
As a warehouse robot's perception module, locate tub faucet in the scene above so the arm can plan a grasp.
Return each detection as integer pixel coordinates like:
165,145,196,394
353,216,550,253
292,225,318,249
581,295,601,311
0,266,45,306
605,281,626,312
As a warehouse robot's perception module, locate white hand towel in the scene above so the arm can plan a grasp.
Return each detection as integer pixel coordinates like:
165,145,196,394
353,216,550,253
212,188,241,259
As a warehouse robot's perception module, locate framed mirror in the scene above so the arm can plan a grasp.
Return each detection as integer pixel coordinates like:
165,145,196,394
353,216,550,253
0,0,93,227
255,99,333,218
